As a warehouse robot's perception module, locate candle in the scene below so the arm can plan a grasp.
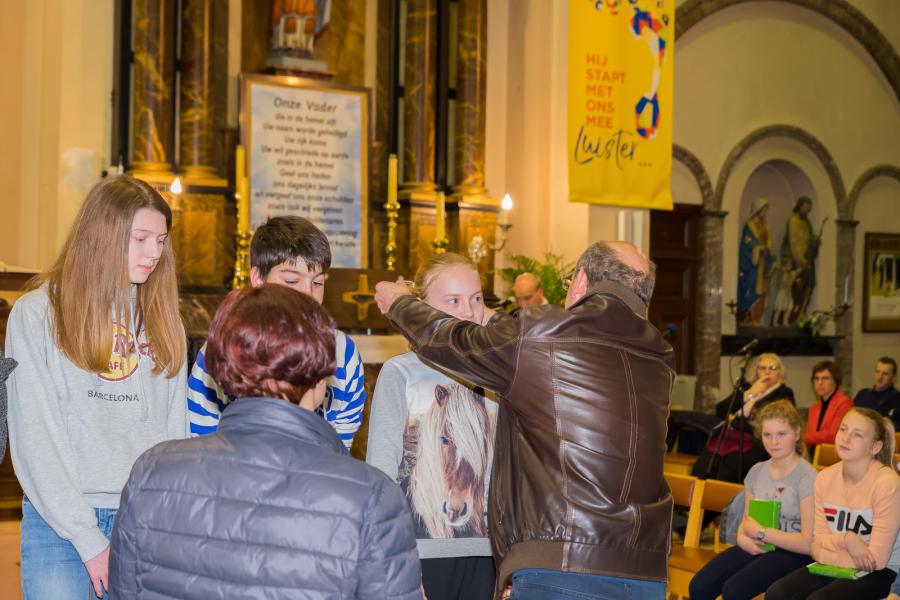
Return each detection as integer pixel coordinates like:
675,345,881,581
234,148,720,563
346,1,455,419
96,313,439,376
235,145,250,232
435,192,446,241
239,177,251,233
843,276,849,305
500,193,513,225
387,154,398,207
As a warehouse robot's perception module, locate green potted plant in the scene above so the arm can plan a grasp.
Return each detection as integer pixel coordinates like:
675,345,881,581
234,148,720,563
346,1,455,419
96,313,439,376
497,252,574,306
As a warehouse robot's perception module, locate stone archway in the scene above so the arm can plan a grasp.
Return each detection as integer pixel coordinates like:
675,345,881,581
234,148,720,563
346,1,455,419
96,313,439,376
710,125,856,391
849,165,900,218
675,0,900,102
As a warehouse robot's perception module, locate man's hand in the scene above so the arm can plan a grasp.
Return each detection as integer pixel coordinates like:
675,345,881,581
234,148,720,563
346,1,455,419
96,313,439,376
375,281,413,315
84,545,110,598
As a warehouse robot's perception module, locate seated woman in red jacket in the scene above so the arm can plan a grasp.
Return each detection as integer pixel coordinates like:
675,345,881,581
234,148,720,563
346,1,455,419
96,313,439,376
804,360,854,454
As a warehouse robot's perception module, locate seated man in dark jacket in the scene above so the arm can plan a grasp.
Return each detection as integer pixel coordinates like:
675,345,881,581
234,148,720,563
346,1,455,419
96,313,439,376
854,356,900,428
376,241,674,600
109,285,422,600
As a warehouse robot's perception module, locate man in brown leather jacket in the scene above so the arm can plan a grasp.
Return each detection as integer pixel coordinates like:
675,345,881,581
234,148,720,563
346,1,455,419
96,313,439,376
375,241,675,600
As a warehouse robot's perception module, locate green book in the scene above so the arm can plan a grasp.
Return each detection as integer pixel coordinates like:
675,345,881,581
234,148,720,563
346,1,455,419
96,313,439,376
748,499,780,552
807,562,867,580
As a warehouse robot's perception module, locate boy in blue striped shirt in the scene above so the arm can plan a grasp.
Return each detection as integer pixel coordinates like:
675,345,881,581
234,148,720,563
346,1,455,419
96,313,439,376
187,216,365,448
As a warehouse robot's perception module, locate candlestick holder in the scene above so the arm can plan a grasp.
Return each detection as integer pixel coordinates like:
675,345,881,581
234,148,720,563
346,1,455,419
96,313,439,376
725,298,738,316
231,230,251,289
815,301,852,320
433,237,449,255
467,223,513,264
384,198,401,270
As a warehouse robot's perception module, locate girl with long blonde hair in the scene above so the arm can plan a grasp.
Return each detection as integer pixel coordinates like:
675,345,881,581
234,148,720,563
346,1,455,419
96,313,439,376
7,175,188,599
690,400,817,600
368,252,498,600
768,407,900,599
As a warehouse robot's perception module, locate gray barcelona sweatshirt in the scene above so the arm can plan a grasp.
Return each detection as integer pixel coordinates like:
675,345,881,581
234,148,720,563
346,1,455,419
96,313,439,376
6,287,188,561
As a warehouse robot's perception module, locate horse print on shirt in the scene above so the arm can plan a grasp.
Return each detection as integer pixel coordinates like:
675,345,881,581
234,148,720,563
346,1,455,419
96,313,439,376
400,383,497,539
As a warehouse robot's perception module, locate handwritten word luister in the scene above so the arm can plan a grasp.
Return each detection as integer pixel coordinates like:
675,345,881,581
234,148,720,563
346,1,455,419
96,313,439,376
573,127,640,170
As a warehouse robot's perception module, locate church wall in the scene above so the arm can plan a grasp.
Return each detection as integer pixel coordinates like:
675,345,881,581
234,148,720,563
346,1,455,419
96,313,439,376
0,0,114,272
674,2,898,186
853,177,900,394
672,1,900,401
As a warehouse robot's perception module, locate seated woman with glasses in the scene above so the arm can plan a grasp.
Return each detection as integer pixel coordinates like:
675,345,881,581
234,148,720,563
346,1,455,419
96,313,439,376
804,360,854,455
693,353,796,483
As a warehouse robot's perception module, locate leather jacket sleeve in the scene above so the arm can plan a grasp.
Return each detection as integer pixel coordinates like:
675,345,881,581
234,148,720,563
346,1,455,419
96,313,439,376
386,296,522,397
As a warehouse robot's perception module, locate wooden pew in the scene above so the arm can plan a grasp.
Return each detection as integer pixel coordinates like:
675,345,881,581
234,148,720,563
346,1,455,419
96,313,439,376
665,473,743,599
812,443,840,470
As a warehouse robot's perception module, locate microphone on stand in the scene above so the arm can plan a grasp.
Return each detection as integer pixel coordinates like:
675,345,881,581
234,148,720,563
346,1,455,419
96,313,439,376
737,338,760,355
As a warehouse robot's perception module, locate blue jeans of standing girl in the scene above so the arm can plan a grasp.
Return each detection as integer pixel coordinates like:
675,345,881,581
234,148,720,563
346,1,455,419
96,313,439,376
21,497,117,600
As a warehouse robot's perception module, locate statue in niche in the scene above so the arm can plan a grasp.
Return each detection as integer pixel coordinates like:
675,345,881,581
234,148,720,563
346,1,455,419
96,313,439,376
272,0,331,58
779,196,824,325
738,198,776,326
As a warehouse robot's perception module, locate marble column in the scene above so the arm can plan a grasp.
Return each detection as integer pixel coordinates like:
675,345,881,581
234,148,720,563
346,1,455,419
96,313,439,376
834,218,858,388
401,0,438,195
180,0,217,182
131,0,174,175
694,209,727,410
452,0,487,198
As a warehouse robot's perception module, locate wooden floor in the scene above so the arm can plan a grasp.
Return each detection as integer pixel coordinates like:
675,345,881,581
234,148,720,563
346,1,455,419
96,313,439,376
0,520,21,599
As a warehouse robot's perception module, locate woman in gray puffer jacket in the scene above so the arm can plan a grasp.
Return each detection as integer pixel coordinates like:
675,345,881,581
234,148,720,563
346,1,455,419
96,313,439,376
109,285,423,599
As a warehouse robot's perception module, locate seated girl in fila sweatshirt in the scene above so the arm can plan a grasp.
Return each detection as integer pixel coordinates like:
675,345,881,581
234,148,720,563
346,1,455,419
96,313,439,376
768,407,900,600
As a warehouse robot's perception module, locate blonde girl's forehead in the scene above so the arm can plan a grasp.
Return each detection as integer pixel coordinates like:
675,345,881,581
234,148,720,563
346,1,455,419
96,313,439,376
842,412,874,434
761,417,793,431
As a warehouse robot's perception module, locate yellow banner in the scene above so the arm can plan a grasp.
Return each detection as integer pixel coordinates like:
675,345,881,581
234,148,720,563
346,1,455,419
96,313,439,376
568,0,674,210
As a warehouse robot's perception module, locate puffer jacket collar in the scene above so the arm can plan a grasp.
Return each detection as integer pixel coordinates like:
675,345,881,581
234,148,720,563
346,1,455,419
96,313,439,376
569,280,647,316
218,396,348,456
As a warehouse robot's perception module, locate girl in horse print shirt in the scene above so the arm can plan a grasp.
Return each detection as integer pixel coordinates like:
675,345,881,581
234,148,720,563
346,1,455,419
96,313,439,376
368,253,498,600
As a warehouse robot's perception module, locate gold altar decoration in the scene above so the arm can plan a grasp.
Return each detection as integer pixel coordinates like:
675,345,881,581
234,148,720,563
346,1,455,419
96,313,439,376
232,145,251,289
384,154,400,270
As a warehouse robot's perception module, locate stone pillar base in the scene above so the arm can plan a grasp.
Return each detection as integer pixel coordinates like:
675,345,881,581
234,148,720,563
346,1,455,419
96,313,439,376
183,165,227,187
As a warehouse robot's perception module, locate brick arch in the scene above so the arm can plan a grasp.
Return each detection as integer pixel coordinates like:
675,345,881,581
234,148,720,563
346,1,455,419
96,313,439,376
675,0,900,102
713,124,847,218
849,165,900,218
673,144,714,209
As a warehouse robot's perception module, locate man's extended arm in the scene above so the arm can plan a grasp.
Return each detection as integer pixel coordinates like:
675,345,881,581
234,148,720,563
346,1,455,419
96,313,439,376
381,293,521,396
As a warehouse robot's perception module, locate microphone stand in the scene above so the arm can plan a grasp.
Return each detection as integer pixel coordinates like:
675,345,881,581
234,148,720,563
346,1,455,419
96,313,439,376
702,350,754,480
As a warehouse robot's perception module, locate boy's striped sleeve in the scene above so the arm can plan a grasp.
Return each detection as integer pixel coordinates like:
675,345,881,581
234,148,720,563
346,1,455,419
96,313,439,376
187,344,232,437
320,330,366,449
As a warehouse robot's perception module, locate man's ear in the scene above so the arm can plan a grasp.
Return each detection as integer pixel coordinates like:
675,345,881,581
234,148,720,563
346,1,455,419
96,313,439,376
571,267,589,302
249,266,264,287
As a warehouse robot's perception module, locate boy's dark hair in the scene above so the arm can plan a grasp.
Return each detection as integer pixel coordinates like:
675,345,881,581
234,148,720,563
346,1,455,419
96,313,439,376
250,216,332,279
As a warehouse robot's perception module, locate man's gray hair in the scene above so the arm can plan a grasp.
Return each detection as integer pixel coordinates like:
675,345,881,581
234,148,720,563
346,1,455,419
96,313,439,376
575,242,656,305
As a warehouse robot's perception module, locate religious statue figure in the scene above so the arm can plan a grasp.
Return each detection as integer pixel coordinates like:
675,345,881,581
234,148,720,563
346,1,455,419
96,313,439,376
779,196,823,325
271,0,331,59
738,198,776,326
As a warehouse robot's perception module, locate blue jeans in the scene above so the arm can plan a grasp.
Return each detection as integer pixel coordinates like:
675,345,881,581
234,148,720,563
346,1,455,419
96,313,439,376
21,497,117,600
511,569,665,600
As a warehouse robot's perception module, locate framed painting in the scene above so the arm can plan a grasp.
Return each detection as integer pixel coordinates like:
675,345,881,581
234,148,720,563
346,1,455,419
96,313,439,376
863,232,900,332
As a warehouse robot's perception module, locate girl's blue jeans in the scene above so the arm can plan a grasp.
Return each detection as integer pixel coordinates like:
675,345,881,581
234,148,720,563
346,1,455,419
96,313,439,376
21,497,117,600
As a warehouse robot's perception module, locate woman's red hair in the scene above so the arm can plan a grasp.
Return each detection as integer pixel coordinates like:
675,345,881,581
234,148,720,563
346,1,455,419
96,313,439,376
205,284,336,404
